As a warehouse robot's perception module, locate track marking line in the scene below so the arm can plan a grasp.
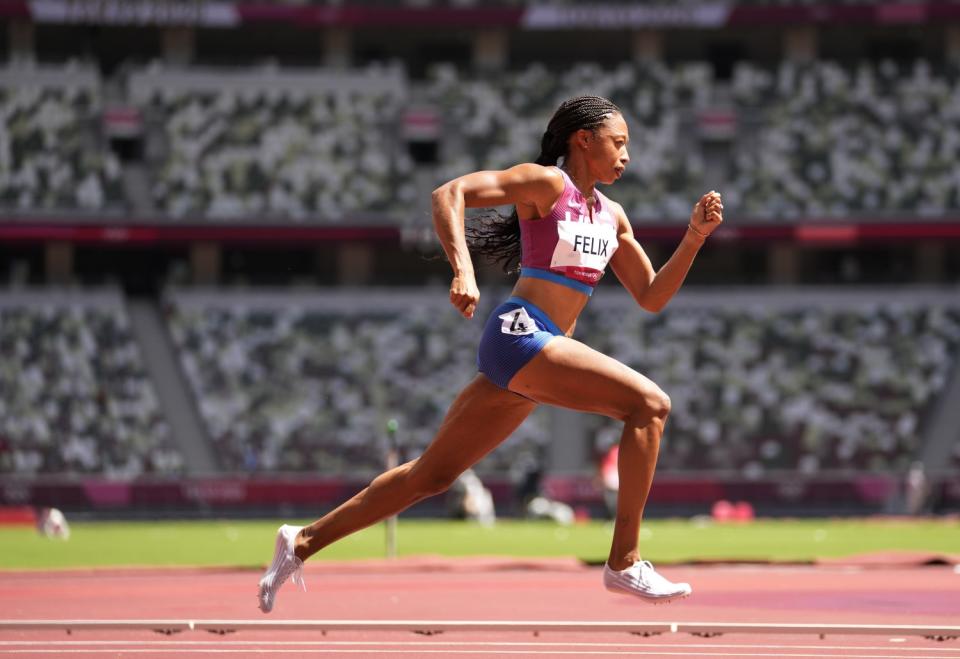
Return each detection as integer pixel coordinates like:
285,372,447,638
3,620,959,636
1,649,958,657
1,641,959,652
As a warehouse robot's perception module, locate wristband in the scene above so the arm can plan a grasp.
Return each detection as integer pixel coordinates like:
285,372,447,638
687,223,708,239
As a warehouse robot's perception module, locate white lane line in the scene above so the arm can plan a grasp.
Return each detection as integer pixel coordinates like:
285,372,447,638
1,641,958,652
4,620,959,637
1,650,957,657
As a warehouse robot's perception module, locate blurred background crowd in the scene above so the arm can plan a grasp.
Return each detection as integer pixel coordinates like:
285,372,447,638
0,0,958,518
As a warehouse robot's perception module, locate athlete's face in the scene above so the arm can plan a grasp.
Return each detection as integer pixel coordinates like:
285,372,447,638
582,113,630,185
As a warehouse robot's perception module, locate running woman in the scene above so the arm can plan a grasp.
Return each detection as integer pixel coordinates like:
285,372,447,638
258,95,723,612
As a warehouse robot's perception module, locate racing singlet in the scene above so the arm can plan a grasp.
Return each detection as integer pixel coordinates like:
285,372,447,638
518,167,619,296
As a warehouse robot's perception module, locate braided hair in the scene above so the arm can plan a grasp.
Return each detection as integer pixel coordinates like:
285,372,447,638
466,95,622,274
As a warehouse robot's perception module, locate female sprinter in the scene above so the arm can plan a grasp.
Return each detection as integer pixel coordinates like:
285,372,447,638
258,95,723,612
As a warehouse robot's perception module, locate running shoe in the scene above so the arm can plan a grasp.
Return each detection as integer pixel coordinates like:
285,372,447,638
257,524,306,613
602,560,691,604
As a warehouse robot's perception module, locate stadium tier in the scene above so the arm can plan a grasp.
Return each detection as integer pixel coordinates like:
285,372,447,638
2,57,960,223
0,64,124,215
728,59,960,219
164,289,549,475
128,59,960,223
1,288,954,478
0,289,182,477
162,288,960,477
582,291,960,475
132,64,415,221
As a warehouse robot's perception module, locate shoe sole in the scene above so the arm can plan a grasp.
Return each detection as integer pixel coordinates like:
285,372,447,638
257,526,288,613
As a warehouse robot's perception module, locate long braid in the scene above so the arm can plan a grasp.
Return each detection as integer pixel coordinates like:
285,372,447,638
466,95,622,274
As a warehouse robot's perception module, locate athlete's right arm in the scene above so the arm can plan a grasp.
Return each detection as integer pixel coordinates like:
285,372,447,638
431,164,563,319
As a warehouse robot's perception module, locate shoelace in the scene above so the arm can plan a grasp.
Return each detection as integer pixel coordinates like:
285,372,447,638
609,561,669,587
636,560,674,589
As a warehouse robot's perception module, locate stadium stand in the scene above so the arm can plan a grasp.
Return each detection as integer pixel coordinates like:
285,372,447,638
124,57,960,223
0,290,182,476
583,291,960,475
0,56,957,224
163,288,960,476
0,4,957,516
164,288,549,474
131,63,416,221
0,63,125,214
728,59,960,220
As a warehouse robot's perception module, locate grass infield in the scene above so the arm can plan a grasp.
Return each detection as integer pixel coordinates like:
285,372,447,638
1,518,957,570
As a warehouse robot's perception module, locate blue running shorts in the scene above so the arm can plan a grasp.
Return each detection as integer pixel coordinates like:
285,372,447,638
477,296,564,390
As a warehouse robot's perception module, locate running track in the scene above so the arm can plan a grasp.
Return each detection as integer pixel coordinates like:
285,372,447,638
1,560,959,658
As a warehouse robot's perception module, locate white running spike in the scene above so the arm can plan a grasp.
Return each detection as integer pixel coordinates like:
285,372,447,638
257,525,306,614
603,560,692,604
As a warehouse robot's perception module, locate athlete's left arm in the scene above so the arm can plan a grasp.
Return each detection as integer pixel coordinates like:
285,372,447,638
610,191,723,313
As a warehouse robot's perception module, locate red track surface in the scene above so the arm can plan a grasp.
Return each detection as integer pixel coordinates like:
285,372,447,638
1,561,959,658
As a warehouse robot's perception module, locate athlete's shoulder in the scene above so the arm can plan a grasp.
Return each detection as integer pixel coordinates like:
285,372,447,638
508,163,566,214
509,163,566,190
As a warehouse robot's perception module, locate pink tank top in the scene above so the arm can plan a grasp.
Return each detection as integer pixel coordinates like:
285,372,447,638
519,168,619,296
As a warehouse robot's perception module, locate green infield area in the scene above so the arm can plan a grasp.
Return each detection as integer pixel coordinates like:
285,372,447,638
1,518,957,570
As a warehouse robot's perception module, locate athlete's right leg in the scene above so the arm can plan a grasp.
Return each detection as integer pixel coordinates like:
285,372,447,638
508,337,671,572
293,374,536,562
508,337,689,603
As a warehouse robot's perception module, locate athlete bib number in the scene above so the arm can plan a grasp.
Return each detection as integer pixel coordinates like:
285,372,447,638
499,307,536,336
550,220,617,272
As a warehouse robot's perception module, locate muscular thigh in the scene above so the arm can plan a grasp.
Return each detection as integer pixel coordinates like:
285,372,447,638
508,336,667,423
413,374,538,477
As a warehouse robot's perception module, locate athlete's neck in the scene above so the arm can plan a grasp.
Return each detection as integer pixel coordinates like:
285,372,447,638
561,162,597,203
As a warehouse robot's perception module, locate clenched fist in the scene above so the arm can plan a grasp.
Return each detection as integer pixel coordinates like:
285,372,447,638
689,191,723,238
449,273,480,319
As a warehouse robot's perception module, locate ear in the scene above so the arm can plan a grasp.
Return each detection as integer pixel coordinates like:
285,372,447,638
572,128,592,152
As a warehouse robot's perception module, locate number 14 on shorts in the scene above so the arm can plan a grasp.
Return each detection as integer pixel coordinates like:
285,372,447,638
499,307,537,335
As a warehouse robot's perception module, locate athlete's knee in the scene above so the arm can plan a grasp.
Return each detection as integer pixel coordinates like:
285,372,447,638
625,386,670,425
651,389,671,419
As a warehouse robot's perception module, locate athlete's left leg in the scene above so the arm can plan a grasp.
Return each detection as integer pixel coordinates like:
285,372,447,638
294,374,536,561
258,374,535,614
